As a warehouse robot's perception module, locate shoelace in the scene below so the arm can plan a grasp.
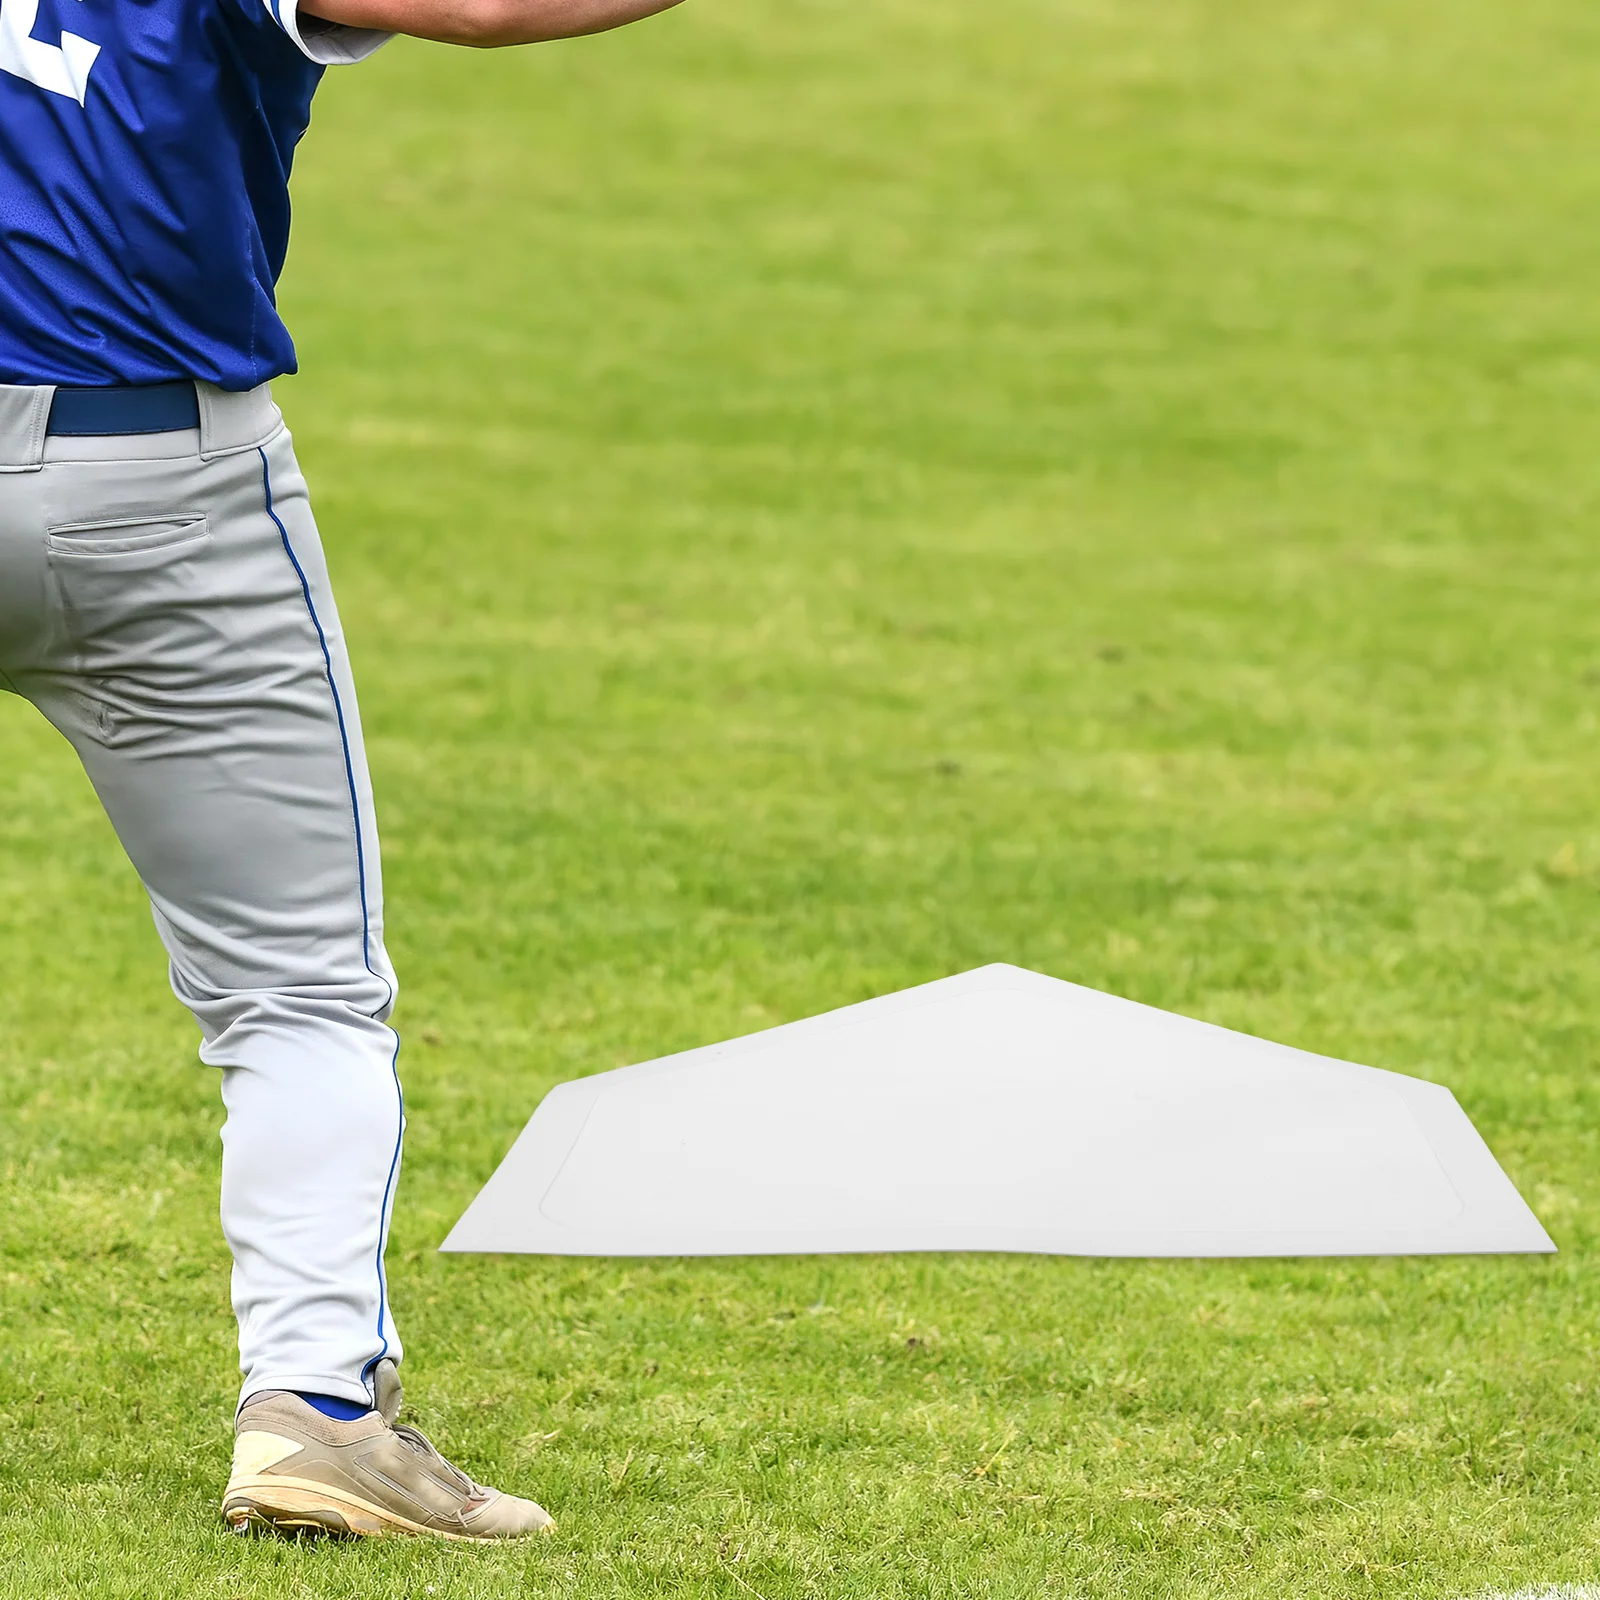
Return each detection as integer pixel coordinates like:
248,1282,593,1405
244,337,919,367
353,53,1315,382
391,1422,486,1499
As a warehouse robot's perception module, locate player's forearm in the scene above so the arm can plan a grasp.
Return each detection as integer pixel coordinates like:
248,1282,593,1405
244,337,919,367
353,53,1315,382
302,0,684,48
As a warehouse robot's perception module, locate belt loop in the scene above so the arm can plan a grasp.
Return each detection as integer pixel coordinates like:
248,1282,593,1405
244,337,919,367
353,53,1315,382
0,385,55,473
197,380,281,460
196,380,226,460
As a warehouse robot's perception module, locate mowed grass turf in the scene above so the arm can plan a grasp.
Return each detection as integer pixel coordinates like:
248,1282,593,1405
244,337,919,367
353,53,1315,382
3,0,1600,1592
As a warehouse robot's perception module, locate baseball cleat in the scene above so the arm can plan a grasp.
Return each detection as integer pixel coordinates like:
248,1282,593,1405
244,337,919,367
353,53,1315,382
221,1361,555,1542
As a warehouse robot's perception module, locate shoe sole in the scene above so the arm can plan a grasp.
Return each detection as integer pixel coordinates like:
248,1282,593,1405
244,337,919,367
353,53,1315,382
221,1474,554,1543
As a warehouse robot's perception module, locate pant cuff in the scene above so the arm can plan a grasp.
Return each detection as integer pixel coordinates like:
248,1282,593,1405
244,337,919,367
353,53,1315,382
237,1371,376,1416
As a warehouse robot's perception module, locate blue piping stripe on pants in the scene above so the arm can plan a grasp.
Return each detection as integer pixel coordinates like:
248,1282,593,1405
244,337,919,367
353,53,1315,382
260,444,405,1372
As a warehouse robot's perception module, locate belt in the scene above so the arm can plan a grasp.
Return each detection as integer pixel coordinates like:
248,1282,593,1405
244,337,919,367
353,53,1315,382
47,381,201,437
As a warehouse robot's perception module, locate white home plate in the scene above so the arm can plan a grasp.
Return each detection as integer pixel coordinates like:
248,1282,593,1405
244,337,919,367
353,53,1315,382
442,964,1554,1258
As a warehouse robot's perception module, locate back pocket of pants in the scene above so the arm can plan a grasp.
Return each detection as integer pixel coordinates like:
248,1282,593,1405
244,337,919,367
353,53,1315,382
47,514,210,558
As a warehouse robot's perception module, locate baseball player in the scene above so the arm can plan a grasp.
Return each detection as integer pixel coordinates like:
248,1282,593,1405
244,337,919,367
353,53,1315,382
0,0,681,1542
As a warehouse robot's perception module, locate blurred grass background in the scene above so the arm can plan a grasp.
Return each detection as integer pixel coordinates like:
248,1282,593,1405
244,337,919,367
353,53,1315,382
3,0,1600,1592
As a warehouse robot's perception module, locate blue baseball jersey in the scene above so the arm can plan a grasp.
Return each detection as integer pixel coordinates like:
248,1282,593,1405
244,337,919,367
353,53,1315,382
0,0,388,389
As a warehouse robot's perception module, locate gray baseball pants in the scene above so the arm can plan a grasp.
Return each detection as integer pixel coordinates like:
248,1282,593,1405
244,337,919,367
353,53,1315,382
0,382,403,1408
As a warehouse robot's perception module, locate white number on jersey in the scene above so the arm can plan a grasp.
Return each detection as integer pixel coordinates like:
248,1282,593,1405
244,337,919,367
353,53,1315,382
0,0,100,106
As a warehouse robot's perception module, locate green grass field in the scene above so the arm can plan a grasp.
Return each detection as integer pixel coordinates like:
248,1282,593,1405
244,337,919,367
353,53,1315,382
4,0,1600,1592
